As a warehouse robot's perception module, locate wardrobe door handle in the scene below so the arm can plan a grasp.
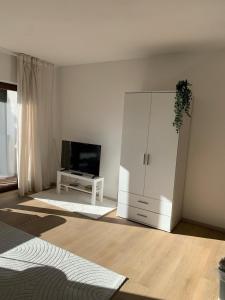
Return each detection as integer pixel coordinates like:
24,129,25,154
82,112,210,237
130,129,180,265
147,154,150,165
143,154,146,165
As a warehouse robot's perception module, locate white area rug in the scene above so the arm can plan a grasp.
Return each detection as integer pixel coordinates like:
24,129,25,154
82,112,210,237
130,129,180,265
0,221,126,299
31,189,117,220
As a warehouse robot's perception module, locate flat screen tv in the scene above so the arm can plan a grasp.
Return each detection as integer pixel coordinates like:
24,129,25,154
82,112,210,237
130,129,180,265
61,140,101,176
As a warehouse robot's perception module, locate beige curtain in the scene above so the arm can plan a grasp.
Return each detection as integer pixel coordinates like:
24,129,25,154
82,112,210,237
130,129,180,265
17,54,56,196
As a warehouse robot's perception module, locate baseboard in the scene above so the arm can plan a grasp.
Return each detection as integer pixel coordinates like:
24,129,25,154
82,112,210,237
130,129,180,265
182,217,225,234
104,196,117,202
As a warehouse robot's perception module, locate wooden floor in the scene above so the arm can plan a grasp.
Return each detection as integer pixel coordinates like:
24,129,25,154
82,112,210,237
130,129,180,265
0,192,225,300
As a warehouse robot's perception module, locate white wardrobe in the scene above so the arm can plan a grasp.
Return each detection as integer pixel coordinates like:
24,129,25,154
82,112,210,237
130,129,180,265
117,92,190,232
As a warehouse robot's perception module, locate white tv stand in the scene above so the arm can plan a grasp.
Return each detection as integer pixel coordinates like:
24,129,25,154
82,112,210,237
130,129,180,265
57,170,104,205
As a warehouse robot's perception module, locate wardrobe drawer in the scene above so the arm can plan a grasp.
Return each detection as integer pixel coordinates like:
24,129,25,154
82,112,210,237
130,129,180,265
117,203,171,232
118,191,172,216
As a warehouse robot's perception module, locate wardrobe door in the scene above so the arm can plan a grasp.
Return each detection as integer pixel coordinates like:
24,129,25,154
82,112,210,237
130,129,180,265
144,93,178,201
119,93,150,195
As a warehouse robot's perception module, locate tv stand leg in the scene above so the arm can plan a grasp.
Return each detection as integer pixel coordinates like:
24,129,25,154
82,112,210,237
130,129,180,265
91,181,97,205
99,179,104,202
57,171,61,194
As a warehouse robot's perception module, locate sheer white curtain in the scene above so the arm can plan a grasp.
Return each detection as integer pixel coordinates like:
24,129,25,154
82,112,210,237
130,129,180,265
0,90,17,177
17,54,55,196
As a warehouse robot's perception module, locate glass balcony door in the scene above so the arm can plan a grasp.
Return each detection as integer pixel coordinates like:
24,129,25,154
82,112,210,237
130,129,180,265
0,86,17,179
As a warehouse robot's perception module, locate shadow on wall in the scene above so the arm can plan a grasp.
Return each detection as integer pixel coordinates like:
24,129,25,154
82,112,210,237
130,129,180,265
0,265,161,300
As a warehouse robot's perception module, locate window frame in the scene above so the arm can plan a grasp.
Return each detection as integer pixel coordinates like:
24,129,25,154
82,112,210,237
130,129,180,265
0,82,17,91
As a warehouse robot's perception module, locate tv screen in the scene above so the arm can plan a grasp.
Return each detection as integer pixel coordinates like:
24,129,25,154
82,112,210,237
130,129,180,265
61,140,101,176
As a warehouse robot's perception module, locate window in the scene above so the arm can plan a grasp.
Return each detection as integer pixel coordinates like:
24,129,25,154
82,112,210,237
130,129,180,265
0,82,18,192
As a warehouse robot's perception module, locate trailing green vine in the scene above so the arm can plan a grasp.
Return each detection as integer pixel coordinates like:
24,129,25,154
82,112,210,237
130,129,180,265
173,80,192,133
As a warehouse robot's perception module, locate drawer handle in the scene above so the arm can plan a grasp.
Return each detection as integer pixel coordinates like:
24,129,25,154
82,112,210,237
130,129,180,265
137,213,147,218
137,200,149,205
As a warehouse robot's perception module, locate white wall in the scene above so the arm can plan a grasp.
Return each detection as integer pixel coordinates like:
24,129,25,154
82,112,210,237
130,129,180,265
59,60,151,199
0,52,17,84
59,50,225,229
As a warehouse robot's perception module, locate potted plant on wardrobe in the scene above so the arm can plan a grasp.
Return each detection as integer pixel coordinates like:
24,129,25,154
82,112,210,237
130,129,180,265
173,80,192,133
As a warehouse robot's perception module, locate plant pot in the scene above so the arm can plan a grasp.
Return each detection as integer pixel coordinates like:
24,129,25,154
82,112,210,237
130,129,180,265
219,269,225,300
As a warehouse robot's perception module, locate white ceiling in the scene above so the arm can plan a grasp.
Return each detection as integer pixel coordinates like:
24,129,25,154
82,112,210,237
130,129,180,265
0,0,225,66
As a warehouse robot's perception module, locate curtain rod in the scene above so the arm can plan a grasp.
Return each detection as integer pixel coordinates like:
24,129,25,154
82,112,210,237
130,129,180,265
0,46,17,57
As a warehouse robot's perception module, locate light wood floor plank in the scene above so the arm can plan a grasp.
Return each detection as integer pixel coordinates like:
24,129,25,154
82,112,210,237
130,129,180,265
0,195,224,299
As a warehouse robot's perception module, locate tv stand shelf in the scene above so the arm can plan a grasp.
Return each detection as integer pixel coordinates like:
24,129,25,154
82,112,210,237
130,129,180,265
57,170,104,205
